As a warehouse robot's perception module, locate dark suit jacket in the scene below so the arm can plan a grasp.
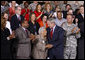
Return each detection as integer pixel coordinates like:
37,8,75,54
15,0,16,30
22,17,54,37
1,28,12,59
62,11,67,19
10,14,24,31
47,25,65,59
27,21,40,35
76,13,84,27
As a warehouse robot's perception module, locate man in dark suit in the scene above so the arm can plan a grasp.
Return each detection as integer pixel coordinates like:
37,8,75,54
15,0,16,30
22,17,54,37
76,5,84,59
46,18,65,59
10,6,24,31
10,6,24,59
76,5,84,27
78,22,84,59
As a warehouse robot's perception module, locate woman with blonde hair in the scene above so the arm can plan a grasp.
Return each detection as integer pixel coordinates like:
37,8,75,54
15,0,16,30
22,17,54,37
52,5,63,18
44,3,53,18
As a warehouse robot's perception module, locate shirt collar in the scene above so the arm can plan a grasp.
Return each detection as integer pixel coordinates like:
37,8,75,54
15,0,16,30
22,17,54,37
52,25,56,32
16,14,20,18
22,27,26,31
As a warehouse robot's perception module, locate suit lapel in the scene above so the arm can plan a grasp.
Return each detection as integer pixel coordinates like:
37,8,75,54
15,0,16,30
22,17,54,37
52,25,58,40
20,27,28,38
80,14,84,20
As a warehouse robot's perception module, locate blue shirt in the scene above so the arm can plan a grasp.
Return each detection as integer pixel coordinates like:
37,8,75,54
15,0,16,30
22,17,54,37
55,18,67,27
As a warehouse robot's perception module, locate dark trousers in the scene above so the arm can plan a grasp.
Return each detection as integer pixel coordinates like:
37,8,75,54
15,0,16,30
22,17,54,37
10,38,18,59
48,49,64,59
77,38,84,59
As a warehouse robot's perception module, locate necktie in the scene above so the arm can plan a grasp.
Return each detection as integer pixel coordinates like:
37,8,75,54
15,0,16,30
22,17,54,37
50,28,53,39
25,29,28,36
18,16,20,21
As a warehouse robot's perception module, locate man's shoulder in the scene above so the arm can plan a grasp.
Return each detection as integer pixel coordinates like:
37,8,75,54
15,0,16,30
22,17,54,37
15,27,22,32
11,14,17,19
55,25,64,31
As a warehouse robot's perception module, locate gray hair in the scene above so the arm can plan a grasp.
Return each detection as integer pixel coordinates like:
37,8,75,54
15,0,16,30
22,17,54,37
38,27,45,34
15,5,21,10
48,18,56,24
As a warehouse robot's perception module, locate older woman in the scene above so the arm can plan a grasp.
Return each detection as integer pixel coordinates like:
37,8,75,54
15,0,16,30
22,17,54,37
32,27,47,59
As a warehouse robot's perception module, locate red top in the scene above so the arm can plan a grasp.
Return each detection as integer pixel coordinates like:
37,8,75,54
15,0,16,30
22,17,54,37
21,9,30,21
34,11,43,23
9,7,15,21
38,21,48,28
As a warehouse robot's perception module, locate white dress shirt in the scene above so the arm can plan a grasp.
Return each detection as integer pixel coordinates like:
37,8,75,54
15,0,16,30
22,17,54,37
6,21,12,34
52,25,56,33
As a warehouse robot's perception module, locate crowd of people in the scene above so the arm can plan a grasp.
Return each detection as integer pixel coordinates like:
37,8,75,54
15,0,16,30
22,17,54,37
1,1,84,59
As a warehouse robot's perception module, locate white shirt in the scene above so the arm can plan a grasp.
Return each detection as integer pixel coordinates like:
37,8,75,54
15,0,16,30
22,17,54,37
16,14,20,19
16,14,21,26
1,5,5,9
9,3,19,7
81,14,84,18
22,27,26,31
52,25,56,33
53,12,63,18
55,18,67,27
6,21,12,34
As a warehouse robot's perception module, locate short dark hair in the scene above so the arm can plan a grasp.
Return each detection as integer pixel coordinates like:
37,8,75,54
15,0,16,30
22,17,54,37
41,14,48,20
65,4,71,8
80,5,84,8
24,1,28,5
57,11,62,15
29,12,36,21
15,6,21,10
21,20,28,25
66,14,73,18
68,8,73,11
57,11,62,13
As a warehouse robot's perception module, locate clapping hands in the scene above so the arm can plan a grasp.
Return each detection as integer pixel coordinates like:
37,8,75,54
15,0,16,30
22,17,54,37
29,34,36,40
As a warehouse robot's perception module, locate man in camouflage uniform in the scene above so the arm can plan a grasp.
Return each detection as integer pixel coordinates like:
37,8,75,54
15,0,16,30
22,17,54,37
62,14,81,59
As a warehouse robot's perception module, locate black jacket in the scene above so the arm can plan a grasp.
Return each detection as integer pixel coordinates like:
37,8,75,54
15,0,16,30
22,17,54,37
10,14,24,31
1,28,12,59
27,21,40,35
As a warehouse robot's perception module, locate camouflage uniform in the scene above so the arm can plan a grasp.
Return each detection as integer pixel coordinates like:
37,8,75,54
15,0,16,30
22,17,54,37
62,22,81,59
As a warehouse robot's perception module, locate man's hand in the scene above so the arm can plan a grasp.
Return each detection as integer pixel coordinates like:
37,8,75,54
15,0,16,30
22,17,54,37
45,44,53,49
76,28,80,34
71,27,77,33
71,27,80,34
